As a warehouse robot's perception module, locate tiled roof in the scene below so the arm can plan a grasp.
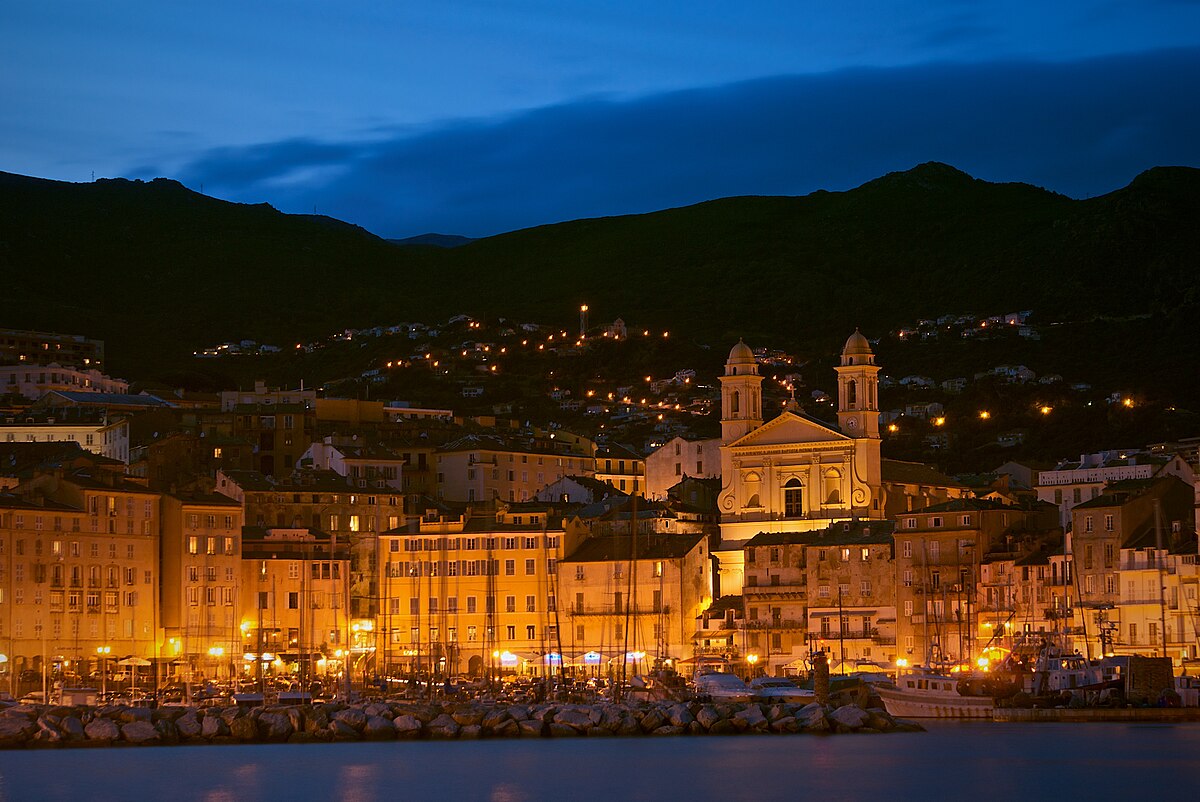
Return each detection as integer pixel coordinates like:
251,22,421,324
562,532,705,563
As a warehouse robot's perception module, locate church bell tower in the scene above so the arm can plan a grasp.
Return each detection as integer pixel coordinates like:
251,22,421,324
720,339,763,444
835,329,880,438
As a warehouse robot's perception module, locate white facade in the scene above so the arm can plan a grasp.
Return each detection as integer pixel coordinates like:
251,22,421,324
1036,451,1194,529
0,363,128,400
0,417,130,463
644,436,721,499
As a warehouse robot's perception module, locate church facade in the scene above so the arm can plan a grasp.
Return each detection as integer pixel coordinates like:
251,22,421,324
714,332,885,593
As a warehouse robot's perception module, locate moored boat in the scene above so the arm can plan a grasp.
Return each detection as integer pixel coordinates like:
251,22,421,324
876,668,996,719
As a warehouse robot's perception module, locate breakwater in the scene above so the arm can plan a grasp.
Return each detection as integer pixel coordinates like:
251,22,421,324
0,698,922,748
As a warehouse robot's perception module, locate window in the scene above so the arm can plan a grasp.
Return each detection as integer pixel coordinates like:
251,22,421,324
575,565,585,580
526,625,535,640
904,600,913,617
903,570,913,587
466,596,477,614
784,479,803,517
1104,515,1114,532
506,595,516,613
506,625,516,639
902,541,912,558
505,559,515,576
525,559,536,575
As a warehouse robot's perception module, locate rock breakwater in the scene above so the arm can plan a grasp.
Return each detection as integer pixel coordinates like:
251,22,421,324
0,698,923,749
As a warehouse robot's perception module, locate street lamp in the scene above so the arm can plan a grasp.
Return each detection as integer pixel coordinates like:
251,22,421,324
96,646,111,698
746,652,759,679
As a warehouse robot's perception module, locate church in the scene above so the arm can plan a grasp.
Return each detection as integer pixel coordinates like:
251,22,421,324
713,331,963,592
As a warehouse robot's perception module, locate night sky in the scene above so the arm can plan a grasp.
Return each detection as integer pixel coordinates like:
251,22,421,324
4,2,1199,237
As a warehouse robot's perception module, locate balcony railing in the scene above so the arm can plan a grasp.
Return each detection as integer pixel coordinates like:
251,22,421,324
744,619,806,631
570,605,670,617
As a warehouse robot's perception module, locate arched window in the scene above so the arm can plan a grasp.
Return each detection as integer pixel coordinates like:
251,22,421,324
846,380,857,409
868,382,875,409
731,390,740,415
824,468,842,504
784,479,803,518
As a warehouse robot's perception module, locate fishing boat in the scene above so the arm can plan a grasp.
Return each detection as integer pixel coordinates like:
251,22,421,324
876,667,997,719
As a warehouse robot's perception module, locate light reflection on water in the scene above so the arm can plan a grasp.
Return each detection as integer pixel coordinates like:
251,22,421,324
1,723,1199,802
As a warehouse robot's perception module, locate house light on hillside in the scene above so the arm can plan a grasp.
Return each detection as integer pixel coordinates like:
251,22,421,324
1122,397,1134,408
1039,405,1053,415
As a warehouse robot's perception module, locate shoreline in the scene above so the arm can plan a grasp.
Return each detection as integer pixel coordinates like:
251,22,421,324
0,698,922,749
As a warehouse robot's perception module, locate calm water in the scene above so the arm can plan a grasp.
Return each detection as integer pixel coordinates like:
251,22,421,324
2,723,1199,802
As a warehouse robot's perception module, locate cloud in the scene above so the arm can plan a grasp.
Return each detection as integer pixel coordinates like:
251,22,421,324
150,47,1200,237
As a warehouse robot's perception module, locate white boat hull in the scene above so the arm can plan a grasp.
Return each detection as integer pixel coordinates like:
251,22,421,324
877,685,994,719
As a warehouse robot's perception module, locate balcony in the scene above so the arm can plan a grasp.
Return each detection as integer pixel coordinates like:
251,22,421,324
744,618,806,631
872,634,897,645
743,583,805,597
570,605,670,617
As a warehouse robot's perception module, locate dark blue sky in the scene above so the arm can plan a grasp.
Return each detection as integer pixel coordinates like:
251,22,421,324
4,2,1199,237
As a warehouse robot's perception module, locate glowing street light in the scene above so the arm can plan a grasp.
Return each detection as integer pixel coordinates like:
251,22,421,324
978,410,990,420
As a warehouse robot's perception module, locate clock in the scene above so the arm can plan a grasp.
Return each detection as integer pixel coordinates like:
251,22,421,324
846,417,858,430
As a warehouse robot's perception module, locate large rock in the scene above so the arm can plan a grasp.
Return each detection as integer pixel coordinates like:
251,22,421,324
494,719,520,738
639,708,666,732
333,708,368,731
427,714,461,739
547,723,578,738
84,717,120,743
708,718,738,735
175,712,202,738
60,716,86,741
554,709,594,731
829,706,870,731
695,706,722,730
119,707,153,724
667,705,695,728
154,718,181,745
201,715,229,738
734,705,768,731
121,720,161,745
452,708,484,727
393,714,423,738
517,719,545,738
259,712,294,741
481,708,511,732
801,709,831,733
459,724,482,740
652,724,686,736
230,716,259,741
364,716,396,740
330,720,361,741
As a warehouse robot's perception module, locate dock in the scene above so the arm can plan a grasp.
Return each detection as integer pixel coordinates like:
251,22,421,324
993,707,1200,723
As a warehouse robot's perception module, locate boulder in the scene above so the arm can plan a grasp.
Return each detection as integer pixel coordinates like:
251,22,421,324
230,716,259,741
259,712,294,741
330,720,361,741
801,709,831,733
587,726,614,737
517,719,545,738
175,712,202,738
427,714,461,739
121,720,161,745
507,705,531,721
554,709,594,731
494,719,520,738
201,715,229,739
770,716,799,733
616,715,641,736
287,708,305,735
734,705,768,730
547,723,578,738
119,707,153,724
154,719,181,745
829,706,870,730
452,708,485,727
364,716,396,740
481,708,511,732
638,708,666,732
393,714,424,738
667,705,695,728
60,716,86,741
708,718,738,735
84,717,120,743
459,724,482,740
695,705,722,730
652,725,686,736
333,708,367,731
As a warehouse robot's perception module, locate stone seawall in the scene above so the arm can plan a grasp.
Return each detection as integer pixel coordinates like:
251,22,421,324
0,699,923,748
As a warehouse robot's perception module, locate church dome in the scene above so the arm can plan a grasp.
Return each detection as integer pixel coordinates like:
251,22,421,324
726,338,758,376
842,329,873,356
728,339,755,363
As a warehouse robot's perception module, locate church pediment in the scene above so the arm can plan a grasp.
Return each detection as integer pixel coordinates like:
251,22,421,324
728,411,848,449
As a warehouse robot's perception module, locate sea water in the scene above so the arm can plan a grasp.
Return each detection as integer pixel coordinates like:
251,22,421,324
2,722,1199,801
